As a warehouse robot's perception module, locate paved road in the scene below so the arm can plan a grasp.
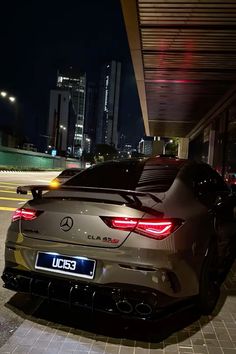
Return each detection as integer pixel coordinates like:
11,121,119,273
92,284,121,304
0,172,58,348
0,172,235,354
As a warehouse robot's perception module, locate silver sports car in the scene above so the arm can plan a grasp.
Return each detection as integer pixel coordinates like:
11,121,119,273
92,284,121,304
2,157,236,318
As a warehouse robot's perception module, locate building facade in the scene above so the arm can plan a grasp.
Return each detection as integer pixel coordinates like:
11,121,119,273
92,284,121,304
138,136,165,156
95,61,121,148
48,70,86,157
84,82,98,152
189,97,236,179
138,137,153,156
48,90,71,155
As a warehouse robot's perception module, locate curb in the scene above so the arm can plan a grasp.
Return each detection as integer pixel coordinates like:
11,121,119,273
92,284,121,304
0,170,24,173
0,170,60,173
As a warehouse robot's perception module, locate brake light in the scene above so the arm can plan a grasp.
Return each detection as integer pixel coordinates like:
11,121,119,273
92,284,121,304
101,217,182,240
12,208,42,222
111,218,138,229
136,220,172,237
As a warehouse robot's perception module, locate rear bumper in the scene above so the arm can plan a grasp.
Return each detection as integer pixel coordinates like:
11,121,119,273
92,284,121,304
2,268,190,319
4,236,200,299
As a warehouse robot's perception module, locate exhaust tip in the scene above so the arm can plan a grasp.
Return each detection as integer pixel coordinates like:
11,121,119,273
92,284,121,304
116,299,133,314
135,302,153,316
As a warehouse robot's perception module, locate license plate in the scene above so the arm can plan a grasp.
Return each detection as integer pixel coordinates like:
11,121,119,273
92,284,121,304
35,252,96,279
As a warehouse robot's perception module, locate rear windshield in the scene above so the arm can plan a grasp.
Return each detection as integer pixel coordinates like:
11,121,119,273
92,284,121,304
64,160,180,192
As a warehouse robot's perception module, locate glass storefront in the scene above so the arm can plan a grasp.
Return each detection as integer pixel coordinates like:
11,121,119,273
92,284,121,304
189,100,236,184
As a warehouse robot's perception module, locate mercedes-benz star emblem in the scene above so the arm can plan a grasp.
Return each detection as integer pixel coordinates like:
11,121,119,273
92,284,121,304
60,216,73,232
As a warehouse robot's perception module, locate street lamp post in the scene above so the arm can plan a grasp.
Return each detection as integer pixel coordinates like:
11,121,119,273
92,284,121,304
0,90,18,144
58,125,67,156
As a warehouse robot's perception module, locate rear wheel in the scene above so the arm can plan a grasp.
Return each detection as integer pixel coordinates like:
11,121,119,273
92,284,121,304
198,243,220,315
218,238,236,284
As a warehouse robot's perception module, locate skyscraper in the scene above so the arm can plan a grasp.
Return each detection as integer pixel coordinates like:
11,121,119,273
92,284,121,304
84,82,98,152
95,61,121,148
48,70,86,157
48,89,71,154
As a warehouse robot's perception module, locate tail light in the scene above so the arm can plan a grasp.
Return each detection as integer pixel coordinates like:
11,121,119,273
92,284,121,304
101,217,182,240
12,208,43,222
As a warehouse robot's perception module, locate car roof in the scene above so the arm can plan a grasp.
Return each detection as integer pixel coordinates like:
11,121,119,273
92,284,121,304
97,156,188,166
89,157,189,173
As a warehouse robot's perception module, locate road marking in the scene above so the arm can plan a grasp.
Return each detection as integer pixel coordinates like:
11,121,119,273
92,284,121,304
35,180,51,183
0,207,16,211
0,197,28,201
0,190,18,194
0,185,15,189
0,182,16,189
0,182,19,186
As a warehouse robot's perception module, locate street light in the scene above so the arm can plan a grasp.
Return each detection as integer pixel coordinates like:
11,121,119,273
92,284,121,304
0,90,18,140
1,91,16,103
58,125,67,155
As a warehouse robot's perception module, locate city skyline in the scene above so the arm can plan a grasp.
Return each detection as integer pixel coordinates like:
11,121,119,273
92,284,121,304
0,0,144,151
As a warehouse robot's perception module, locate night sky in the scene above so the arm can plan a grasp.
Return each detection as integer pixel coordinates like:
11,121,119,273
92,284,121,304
0,0,144,150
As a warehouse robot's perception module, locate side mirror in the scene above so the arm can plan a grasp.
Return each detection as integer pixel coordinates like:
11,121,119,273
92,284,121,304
194,181,215,202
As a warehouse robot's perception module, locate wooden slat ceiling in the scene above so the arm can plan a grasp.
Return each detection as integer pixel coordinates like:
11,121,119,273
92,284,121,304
122,0,236,138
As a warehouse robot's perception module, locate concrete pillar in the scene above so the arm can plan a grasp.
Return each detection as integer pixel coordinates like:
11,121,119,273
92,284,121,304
178,138,189,159
208,128,216,167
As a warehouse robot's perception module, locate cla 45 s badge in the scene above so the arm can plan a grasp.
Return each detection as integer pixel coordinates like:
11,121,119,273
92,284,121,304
88,235,119,244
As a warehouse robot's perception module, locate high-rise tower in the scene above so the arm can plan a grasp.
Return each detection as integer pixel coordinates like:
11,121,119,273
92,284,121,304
48,70,86,157
95,61,121,148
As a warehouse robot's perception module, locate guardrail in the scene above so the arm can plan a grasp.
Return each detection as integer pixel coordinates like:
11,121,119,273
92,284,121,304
0,145,83,170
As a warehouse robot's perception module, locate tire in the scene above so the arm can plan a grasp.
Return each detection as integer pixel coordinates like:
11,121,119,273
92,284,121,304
198,243,220,315
218,238,236,284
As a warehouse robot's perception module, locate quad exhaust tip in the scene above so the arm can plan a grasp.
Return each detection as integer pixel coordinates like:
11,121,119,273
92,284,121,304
135,302,153,316
116,299,133,314
116,299,154,316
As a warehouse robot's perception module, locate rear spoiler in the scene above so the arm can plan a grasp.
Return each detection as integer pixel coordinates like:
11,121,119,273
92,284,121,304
17,185,51,199
16,185,162,204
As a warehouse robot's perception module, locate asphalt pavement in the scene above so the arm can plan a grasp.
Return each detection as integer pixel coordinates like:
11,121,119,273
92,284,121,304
0,172,235,354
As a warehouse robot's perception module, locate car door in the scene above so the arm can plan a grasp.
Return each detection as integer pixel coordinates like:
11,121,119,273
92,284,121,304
194,165,236,270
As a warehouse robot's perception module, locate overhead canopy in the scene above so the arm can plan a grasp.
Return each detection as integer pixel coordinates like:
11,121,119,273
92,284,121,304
121,0,236,139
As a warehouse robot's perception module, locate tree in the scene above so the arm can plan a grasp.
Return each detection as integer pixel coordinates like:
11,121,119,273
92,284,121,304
94,144,118,162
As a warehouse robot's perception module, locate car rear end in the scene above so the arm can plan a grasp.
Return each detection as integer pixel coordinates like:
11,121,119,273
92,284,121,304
2,158,199,318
